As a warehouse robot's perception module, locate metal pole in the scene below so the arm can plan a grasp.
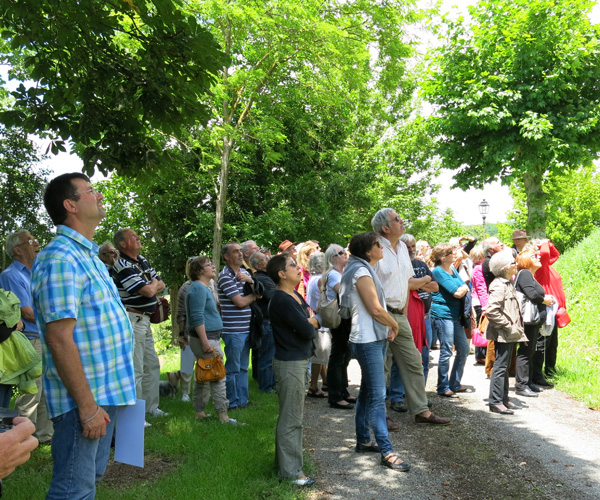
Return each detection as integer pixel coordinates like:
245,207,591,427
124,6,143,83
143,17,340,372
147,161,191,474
482,216,486,240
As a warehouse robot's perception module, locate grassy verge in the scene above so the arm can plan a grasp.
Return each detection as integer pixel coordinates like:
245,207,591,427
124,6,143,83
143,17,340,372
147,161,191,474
4,340,311,500
553,227,600,409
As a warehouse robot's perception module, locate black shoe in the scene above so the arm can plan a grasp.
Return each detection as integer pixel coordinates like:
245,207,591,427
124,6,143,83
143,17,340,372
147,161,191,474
381,453,411,472
390,401,408,413
529,384,543,393
355,441,381,453
515,388,539,398
489,404,514,415
532,378,554,387
330,401,354,410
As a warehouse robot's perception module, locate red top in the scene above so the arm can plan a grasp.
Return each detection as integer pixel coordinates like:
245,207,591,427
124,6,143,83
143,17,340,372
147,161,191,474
407,290,427,353
534,241,567,311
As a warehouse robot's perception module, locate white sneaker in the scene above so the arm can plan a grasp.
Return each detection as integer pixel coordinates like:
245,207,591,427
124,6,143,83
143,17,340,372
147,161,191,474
150,408,169,417
144,420,152,428
181,394,191,402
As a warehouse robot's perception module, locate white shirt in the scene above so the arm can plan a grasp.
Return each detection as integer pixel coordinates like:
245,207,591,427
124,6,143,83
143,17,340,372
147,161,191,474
373,235,413,309
349,267,379,344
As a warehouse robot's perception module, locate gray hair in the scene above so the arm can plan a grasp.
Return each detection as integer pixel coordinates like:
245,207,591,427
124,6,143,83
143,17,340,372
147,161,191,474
400,233,416,245
482,237,500,257
5,229,30,258
371,208,395,236
249,251,264,269
469,244,485,263
324,244,343,273
98,241,115,254
308,252,325,275
113,228,129,250
489,250,515,277
221,241,239,258
241,240,257,256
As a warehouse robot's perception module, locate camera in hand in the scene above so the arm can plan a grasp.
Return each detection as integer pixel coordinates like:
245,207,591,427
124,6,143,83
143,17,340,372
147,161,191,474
0,407,18,433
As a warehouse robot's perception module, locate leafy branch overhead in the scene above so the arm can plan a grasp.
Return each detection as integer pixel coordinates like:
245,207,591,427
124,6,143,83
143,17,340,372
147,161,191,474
0,0,228,174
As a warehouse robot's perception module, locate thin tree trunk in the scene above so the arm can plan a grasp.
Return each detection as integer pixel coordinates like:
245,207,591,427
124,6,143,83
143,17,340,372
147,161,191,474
212,135,233,265
523,168,546,238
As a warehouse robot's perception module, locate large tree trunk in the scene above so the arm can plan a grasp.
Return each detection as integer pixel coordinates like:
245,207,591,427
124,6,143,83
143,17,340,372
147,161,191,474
212,135,234,265
523,168,546,238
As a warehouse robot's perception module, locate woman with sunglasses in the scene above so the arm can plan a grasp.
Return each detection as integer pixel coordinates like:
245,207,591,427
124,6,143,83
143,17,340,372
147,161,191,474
339,232,410,471
430,243,470,398
267,253,318,486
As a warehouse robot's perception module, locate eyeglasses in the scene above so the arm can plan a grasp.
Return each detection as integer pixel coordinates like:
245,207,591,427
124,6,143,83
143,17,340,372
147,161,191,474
373,241,382,248
203,263,216,268
287,260,298,268
389,216,401,223
17,239,36,246
336,250,346,256
103,250,119,256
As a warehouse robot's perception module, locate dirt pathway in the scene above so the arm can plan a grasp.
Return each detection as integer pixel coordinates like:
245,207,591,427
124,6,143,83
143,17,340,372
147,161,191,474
303,350,600,500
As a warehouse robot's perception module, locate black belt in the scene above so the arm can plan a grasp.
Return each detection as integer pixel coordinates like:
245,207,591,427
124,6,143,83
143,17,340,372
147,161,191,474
386,305,404,316
126,307,152,317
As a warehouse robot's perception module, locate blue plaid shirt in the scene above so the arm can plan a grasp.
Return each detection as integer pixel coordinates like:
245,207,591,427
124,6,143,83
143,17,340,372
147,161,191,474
32,225,136,418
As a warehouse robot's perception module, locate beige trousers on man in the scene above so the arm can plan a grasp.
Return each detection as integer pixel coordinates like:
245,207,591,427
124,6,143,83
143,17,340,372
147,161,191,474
128,312,160,414
15,338,53,442
385,313,429,415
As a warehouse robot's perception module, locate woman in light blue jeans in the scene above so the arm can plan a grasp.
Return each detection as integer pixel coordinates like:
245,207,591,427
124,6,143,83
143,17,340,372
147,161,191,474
340,232,410,472
430,243,470,397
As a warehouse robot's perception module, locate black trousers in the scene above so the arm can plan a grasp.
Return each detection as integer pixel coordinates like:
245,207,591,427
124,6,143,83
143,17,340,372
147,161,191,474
532,323,558,382
515,324,540,391
327,317,352,404
489,341,515,405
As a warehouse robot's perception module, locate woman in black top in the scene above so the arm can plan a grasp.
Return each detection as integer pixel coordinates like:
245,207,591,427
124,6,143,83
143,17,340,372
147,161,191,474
514,249,555,397
267,254,318,487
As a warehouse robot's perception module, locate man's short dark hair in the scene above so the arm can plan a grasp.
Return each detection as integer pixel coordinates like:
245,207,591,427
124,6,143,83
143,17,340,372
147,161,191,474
221,242,238,258
114,228,130,251
348,232,379,261
44,173,90,226
266,253,289,284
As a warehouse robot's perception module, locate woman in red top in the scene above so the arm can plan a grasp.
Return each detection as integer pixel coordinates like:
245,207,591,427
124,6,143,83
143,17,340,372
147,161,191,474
532,239,569,385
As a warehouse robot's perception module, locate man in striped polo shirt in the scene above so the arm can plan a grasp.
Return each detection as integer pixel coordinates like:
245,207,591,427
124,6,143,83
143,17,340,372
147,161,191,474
32,173,136,499
218,242,259,410
112,228,168,422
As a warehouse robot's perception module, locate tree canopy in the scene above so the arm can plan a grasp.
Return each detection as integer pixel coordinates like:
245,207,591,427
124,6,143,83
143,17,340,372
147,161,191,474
422,0,600,236
0,0,227,173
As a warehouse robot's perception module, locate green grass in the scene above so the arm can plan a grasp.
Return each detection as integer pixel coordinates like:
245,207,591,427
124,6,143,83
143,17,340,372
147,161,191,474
4,344,311,500
553,227,600,409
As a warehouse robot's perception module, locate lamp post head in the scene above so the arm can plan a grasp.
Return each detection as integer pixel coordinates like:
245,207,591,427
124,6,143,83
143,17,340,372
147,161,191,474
478,199,490,216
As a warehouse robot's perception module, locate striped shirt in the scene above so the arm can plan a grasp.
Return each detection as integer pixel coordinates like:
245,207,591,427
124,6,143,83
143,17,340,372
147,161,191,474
31,225,136,418
217,265,251,335
373,235,414,309
112,252,162,313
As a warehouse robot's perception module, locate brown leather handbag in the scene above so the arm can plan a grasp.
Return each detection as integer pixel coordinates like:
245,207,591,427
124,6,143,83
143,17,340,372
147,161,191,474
195,355,226,383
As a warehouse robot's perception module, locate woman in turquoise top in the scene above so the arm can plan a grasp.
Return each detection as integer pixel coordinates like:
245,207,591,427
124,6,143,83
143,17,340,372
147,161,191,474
430,243,470,398
186,256,243,425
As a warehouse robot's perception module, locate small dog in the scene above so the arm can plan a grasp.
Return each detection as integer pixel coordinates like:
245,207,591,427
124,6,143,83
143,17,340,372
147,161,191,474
159,371,182,397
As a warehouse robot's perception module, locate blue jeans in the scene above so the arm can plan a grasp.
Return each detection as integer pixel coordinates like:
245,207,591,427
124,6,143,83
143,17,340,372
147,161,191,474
257,322,276,392
433,317,469,394
0,384,13,408
423,316,432,382
222,333,250,408
47,406,117,500
350,340,393,456
387,316,432,402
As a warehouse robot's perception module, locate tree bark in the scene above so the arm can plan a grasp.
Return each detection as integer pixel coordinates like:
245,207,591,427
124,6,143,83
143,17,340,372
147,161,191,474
523,168,546,238
212,135,233,265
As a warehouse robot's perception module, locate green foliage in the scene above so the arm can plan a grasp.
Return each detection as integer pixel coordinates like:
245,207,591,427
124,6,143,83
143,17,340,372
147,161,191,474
508,165,600,252
422,0,600,236
0,0,227,174
553,227,600,408
0,127,53,266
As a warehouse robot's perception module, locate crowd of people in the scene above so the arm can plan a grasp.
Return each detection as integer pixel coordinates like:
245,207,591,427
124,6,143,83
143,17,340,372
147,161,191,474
0,172,570,495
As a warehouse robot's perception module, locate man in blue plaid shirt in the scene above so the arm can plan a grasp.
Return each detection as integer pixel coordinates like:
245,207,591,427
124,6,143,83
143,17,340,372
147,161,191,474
32,173,136,500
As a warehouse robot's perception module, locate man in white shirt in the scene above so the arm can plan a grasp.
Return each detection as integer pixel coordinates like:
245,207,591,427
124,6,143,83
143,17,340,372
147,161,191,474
371,208,450,425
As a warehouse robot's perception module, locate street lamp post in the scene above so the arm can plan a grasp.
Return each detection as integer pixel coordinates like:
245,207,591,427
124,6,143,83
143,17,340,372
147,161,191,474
478,199,490,240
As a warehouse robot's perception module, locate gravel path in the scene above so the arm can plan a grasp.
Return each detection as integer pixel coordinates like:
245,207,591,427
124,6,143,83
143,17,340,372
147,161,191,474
303,349,600,500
